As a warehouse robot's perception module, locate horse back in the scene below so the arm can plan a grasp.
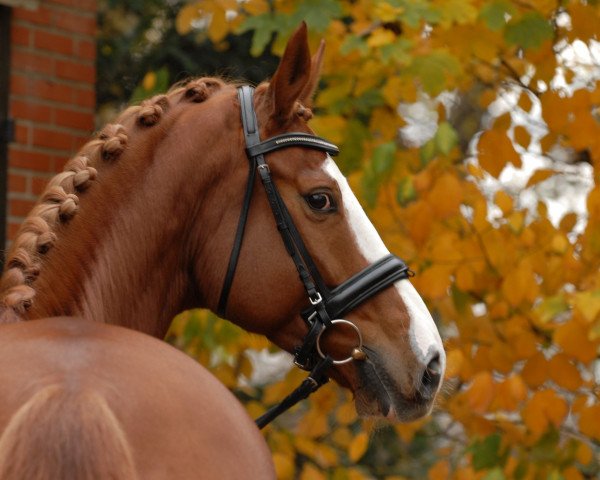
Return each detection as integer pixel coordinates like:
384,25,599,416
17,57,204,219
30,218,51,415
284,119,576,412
0,318,275,479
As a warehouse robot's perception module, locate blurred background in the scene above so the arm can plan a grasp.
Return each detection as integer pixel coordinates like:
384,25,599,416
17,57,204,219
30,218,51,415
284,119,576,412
3,0,600,478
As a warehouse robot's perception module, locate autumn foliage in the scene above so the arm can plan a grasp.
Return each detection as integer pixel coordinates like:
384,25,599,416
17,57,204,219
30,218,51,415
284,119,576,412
167,1,600,478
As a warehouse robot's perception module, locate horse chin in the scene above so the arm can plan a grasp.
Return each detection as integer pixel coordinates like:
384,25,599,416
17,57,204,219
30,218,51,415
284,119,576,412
353,356,434,423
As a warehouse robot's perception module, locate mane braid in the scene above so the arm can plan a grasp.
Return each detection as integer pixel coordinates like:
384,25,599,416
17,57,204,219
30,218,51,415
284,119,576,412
0,77,225,323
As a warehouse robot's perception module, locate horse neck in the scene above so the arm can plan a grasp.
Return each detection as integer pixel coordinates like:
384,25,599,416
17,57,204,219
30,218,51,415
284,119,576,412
26,113,225,337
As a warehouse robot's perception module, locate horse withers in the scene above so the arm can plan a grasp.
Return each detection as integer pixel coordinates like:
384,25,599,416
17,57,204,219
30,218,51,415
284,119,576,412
0,22,445,477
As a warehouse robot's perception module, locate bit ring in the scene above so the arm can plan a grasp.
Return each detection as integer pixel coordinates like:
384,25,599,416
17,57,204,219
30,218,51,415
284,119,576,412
316,319,364,365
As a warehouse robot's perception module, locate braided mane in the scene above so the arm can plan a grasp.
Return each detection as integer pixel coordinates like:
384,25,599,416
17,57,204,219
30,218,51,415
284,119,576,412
0,78,227,323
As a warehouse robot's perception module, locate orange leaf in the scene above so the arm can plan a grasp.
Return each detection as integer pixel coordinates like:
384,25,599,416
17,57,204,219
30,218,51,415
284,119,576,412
513,125,531,149
494,190,513,215
548,353,582,391
467,371,495,414
525,168,556,188
522,389,568,439
521,352,548,387
578,404,600,440
426,173,464,219
554,320,597,363
478,128,521,177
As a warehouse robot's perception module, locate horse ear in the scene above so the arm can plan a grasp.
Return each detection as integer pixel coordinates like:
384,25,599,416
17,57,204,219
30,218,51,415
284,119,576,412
299,40,325,107
268,22,311,123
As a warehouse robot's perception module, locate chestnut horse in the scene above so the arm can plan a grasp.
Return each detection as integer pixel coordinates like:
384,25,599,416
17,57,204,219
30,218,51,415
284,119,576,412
0,23,444,477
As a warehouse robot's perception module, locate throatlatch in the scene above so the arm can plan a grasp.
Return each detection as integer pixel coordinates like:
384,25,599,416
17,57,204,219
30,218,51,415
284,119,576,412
219,86,413,428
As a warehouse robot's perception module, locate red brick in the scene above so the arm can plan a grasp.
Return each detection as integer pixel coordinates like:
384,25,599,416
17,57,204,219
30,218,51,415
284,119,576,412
48,0,97,11
11,74,73,104
72,87,95,109
7,222,22,241
54,107,94,131
34,30,74,56
55,59,95,84
9,146,54,172
10,99,53,123
75,39,96,61
12,48,55,76
32,176,52,196
8,174,28,194
54,10,96,36
32,126,73,151
13,6,52,26
9,198,37,217
10,24,31,47
14,123,30,144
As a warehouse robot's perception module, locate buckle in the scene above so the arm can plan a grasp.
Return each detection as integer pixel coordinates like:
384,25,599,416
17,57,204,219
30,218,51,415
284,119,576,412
309,292,322,305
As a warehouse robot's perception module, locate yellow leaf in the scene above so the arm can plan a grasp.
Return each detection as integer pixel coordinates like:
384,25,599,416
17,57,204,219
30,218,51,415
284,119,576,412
348,432,369,462
273,452,295,480
335,400,358,426
300,463,326,480
572,290,600,323
478,128,521,177
525,168,557,188
374,2,404,22
176,3,201,35
367,27,396,48
142,71,156,91
550,233,569,254
243,0,268,15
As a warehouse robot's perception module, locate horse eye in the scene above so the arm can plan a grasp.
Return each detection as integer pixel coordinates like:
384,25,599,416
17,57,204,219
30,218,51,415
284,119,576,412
305,192,336,212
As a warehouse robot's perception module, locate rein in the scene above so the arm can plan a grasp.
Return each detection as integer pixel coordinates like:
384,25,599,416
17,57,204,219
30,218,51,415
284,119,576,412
219,86,413,428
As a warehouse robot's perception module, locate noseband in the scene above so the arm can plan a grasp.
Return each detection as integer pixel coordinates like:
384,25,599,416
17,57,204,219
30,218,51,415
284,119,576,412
218,86,413,428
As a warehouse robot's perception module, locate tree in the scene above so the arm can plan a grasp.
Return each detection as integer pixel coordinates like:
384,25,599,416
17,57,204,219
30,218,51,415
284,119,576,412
103,1,600,478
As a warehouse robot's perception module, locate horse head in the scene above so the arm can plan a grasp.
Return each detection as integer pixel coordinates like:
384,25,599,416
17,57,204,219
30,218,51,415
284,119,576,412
192,24,445,422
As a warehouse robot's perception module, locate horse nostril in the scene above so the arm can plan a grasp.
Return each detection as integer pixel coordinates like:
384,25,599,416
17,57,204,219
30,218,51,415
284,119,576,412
419,354,442,399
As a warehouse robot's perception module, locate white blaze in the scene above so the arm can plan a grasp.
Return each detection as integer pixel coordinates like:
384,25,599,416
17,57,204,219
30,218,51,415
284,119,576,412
323,156,443,364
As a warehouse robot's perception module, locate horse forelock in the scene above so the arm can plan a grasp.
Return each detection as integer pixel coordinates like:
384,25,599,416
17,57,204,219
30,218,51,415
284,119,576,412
0,77,230,323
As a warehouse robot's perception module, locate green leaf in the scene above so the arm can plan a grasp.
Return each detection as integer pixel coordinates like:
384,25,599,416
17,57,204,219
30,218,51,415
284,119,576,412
338,119,367,174
340,35,369,56
483,468,506,480
435,121,459,155
470,434,504,471
479,1,516,31
408,52,461,95
396,176,416,206
504,12,553,50
420,138,436,164
372,142,396,174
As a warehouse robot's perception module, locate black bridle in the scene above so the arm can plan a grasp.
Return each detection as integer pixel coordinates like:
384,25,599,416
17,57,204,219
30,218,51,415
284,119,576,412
218,86,413,428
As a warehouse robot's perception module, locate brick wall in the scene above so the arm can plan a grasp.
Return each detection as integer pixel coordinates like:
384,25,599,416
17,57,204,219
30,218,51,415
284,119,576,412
7,0,96,241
